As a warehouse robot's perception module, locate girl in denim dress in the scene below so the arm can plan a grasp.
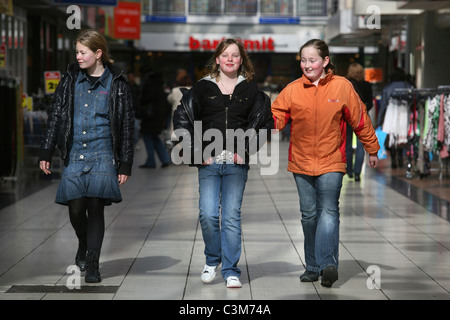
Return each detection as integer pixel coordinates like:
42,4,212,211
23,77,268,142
39,30,134,283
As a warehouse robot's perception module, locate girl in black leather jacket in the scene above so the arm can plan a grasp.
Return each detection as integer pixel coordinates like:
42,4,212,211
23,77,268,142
39,29,134,283
172,38,272,288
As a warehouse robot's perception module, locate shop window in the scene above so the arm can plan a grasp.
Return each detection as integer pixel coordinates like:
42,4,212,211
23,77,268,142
190,0,222,15
150,0,185,15
260,0,293,16
330,0,339,15
225,0,257,15
297,0,327,16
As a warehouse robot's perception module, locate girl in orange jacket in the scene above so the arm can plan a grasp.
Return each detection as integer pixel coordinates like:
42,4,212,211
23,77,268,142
271,39,379,288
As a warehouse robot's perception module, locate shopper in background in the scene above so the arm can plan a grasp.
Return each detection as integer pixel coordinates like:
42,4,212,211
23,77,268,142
127,72,141,148
345,62,373,181
261,75,279,103
172,38,272,288
138,67,171,169
39,29,134,283
170,68,189,89
271,39,379,288
167,74,193,132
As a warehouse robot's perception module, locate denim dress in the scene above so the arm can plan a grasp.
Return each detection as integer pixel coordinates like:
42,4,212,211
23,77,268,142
55,67,122,205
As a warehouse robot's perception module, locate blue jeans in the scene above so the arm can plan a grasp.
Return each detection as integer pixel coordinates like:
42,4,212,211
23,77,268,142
142,132,171,167
293,172,343,274
198,163,249,280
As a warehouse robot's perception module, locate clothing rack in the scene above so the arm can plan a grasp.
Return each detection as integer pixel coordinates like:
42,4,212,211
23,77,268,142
436,85,450,180
438,85,450,92
382,86,450,180
392,87,414,100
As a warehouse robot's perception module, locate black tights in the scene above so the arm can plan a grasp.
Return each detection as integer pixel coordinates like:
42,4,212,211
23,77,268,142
68,197,106,251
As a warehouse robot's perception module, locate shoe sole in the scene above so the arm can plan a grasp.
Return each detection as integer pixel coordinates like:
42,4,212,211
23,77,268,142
85,273,102,283
226,281,242,288
226,284,242,288
321,266,338,288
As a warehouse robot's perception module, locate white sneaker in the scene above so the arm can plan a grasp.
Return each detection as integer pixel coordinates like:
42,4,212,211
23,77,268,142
226,276,242,288
201,265,217,283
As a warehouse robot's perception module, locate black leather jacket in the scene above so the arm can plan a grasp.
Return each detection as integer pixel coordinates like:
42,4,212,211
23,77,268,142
172,77,273,165
39,62,135,176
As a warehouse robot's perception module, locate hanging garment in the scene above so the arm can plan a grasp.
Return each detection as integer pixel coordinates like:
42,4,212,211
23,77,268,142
382,98,409,148
443,93,450,151
423,95,440,152
437,94,449,158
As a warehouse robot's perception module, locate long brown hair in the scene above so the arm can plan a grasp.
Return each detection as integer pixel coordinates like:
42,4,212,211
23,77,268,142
206,38,255,81
76,29,110,65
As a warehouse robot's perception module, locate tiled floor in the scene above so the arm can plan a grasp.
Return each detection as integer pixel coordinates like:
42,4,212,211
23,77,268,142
0,140,449,302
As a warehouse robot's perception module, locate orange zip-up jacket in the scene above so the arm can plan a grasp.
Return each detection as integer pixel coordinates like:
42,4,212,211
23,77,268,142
272,73,380,176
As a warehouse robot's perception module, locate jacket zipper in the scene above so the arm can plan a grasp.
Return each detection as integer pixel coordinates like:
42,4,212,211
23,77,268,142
225,94,232,144
225,105,229,132
313,86,318,175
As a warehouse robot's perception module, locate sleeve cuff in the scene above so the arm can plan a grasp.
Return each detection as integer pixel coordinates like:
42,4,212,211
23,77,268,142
118,162,132,176
38,149,53,163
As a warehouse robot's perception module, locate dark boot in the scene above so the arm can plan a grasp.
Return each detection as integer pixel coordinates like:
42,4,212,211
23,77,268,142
85,250,101,283
75,239,87,272
299,270,319,282
321,265,338,288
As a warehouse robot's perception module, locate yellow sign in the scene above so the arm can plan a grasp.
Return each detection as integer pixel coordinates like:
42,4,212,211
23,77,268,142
21,93,27,108
26,97,32,111
44,71,61,94
0,45,5,68
0,0,13,16
22,94,33,111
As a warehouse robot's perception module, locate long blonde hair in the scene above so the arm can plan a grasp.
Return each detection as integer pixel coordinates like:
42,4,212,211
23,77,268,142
205,38,254,81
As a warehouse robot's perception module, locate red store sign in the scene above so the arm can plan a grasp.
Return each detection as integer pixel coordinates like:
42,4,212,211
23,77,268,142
114,2,141,40
189,36,275,52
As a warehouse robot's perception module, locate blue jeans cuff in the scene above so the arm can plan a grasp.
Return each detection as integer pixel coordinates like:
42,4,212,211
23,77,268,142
306,266,320,273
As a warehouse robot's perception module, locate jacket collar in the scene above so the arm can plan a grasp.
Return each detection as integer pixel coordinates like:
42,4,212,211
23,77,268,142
67,61,123,79
301,72,334,87
201,75,246,86
77,65,112,87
